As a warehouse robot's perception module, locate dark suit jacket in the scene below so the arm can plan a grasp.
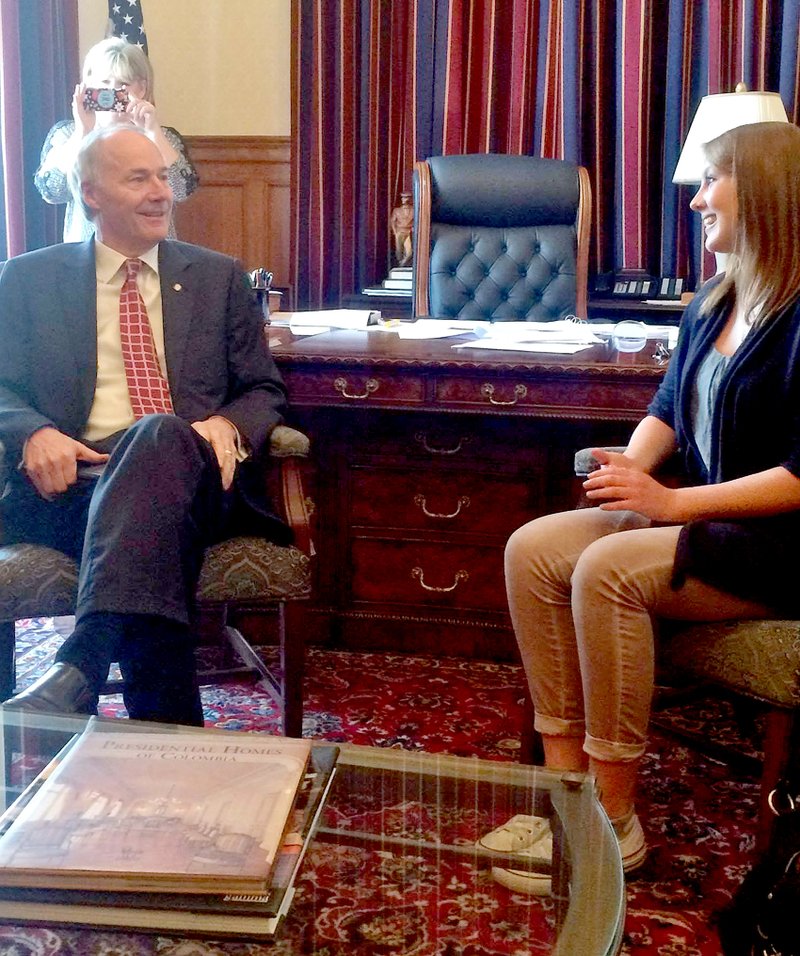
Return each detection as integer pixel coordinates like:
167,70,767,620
0,239,290,539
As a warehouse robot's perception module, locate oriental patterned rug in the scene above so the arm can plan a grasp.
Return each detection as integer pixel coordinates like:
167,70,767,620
0,618,763,956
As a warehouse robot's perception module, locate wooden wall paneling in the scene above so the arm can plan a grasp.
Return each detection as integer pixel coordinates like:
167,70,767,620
174,136,292,304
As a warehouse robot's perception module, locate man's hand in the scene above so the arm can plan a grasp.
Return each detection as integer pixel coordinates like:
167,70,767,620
191,416,239,490
582,448,678,522
23,427,109,499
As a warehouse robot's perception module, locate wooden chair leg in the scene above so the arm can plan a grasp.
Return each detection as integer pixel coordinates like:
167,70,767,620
0,621,16,701
757,707,797,853
280,600,306,738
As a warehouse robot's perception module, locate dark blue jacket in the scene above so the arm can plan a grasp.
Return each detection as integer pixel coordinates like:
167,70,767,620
647,278,800,612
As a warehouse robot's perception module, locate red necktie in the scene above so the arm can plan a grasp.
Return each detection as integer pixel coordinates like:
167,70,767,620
119,258,174,418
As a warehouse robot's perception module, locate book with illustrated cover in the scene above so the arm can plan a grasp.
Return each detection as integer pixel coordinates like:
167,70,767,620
0,745,339,938
0,725,312,895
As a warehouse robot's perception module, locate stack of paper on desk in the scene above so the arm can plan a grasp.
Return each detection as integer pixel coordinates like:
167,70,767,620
395,319,488,340
453,319,603,354
283,310,381,334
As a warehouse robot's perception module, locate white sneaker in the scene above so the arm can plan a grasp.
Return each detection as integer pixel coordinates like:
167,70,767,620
480,811,647,895
476,814,554,896
613,812,648,872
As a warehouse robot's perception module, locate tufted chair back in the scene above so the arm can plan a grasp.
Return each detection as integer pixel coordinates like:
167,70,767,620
413,154,591,321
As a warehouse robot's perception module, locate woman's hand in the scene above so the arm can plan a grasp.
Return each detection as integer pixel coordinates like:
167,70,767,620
125,91,160,134
71,83,96,136
124,94,180,166
583,448,679,522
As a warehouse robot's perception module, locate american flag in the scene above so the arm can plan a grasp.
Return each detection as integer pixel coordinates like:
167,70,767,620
107,0,148,55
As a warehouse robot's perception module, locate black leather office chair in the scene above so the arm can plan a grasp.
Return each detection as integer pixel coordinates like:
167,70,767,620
412,154,591,321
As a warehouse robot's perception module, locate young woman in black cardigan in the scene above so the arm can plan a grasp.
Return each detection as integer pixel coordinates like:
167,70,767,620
483,121,800,894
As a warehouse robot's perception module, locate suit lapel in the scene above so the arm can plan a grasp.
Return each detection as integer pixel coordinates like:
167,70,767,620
57,242,99,424
158,242,194,398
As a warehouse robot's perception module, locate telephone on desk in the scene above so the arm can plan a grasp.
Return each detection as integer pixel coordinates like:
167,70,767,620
610,275,686,301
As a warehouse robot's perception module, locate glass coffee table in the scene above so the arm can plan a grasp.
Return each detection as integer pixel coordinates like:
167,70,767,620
0,711,624,954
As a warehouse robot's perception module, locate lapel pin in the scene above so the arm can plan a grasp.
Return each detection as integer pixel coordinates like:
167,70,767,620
173,283,183,292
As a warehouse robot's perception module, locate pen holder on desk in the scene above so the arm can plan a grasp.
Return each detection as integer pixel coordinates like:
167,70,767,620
250,268,274,326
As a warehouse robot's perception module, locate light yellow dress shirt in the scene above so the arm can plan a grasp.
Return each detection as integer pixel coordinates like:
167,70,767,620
83,243,167,443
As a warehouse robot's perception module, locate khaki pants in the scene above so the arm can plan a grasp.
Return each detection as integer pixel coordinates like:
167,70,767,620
505,508,773,762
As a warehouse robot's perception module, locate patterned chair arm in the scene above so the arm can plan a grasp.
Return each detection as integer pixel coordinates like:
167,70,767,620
269,425,310,458
269,426,313,557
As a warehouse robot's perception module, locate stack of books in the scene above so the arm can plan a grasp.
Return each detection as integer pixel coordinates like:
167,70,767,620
0,721,337,939
362,266,413,297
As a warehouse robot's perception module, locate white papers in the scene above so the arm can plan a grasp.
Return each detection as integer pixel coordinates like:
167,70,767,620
454,340,595,354
286,310,381,335
482,319,601,342
451,319,602,354
396,320,489,340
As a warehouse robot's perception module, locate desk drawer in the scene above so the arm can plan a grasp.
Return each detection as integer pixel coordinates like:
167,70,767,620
282,369,425,407
351,539,506,611
434,374,655,419
350,467,536,536
351,410,550,464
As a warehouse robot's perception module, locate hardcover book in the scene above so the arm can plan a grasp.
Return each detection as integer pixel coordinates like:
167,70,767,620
0,725,312,895
0,745,338,938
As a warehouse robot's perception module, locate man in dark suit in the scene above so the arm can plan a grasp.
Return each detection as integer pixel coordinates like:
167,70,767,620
0,125,288,725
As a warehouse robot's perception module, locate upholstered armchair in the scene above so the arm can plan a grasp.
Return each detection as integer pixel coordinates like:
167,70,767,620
574,447,800,851
412,154,591,321
0,424,314,737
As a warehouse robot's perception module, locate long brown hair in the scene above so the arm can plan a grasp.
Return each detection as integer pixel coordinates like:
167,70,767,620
700,121,800,325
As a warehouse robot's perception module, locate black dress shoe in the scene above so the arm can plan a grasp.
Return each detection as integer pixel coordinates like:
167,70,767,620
3,663,98,716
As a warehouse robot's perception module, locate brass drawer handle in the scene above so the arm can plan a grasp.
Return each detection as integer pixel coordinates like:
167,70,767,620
411,567,469,592
481,383,527,406
413,494,471,519
333,377,379,400
414,432,471,455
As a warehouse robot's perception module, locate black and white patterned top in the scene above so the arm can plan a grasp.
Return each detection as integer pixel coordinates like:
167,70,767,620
34,120,200,243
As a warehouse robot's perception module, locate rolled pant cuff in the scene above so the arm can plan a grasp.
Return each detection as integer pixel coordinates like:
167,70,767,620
584,733,646,763
534,713,586,738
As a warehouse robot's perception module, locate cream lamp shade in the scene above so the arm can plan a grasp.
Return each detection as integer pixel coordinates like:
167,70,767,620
672,88,789,184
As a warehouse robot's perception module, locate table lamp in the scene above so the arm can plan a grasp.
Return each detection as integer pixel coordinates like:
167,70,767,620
672,84,789,185
672,84,789,271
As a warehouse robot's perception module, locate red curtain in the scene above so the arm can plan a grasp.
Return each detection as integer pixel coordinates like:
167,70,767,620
295,0,800,309
0,0,80,257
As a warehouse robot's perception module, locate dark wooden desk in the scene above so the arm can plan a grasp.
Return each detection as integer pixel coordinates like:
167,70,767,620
271,328,667,660
341,291,686,324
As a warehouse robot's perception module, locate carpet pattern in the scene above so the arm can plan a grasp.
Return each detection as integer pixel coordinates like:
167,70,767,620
0,619,763,955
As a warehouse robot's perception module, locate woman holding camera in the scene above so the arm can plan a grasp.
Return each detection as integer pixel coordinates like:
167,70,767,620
481,121,800,894
35,38,198,242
